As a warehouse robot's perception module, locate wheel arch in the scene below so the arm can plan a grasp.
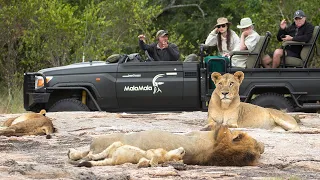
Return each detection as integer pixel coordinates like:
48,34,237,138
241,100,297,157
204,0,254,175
46,83,102,111
243,84,296,101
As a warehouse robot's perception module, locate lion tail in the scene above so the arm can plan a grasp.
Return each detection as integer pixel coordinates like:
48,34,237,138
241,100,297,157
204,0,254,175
77,161,93,168
291,114,301,123
78,159,113,167
67,159,85,166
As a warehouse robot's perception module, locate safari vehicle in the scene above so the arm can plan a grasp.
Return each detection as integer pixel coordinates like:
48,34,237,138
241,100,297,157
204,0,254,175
24,26,320,112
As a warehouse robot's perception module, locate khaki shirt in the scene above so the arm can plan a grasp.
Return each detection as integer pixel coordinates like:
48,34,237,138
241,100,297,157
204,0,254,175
231,30,260,68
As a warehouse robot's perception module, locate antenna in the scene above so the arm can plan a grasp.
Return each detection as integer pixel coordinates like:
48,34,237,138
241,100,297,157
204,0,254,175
82,52,85,62
82,3,88,62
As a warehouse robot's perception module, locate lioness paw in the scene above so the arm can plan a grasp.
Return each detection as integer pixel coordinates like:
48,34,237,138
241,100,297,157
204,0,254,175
67,148,76,160
138,158,150,168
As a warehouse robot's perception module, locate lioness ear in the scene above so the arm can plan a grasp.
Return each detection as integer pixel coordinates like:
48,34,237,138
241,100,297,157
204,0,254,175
234,71,244,84
211,72,222,85
39,109,46,116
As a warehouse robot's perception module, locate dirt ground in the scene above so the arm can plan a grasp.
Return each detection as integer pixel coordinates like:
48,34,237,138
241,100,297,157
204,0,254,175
0,111,320,180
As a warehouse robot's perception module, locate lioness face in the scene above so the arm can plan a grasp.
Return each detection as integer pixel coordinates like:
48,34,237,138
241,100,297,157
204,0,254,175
212,125,264,166
211,71,244,103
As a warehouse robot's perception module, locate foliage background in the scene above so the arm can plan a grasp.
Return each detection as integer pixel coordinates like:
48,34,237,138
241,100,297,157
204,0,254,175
0,0,319,113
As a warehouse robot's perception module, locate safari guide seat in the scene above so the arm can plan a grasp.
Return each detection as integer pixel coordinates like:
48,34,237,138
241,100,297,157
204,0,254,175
229,31,272,68
281,26,320,68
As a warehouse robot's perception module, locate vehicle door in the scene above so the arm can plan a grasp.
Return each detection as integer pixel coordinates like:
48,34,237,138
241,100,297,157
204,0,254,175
116,61,183,110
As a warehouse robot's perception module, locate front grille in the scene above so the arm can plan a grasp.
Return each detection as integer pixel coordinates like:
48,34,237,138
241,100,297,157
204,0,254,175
24,73,36,93
23,73,36,110
184,71,197,78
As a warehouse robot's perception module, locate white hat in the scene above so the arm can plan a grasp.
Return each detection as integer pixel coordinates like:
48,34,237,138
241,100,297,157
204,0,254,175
237,17,254,29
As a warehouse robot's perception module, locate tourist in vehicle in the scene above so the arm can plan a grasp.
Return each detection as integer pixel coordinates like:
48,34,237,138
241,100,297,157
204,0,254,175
205,17,240,58
184,17,240,63
231,17,260,68
138,30,180,61
262,10,314,68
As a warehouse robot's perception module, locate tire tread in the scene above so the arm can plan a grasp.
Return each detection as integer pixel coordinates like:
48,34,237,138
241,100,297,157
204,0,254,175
49,98,90,112
251,93,294,112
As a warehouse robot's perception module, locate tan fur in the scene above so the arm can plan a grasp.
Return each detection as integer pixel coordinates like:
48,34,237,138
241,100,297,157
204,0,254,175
75,141,185,168
0,110,55,138
206,71,300,131
68,125,264,166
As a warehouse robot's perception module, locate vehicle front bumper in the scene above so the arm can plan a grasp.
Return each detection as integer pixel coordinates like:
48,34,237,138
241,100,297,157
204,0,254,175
24,93,50,111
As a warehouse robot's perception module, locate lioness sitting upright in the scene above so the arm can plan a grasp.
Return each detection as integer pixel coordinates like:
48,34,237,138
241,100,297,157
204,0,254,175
74,141,185,168
205,71,299,131
0,109,55,139
68,125,265,166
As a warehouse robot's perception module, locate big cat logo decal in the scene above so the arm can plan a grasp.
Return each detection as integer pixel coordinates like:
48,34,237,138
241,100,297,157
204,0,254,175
123,74,165,94
152,74,164,94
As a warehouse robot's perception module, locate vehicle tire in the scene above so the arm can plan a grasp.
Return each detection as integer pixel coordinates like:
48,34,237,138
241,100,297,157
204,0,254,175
48,98,90,112
251,93,294,112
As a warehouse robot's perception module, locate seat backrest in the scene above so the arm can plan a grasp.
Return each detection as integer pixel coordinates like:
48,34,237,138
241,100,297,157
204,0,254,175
302,26,320,67
246,31,271,68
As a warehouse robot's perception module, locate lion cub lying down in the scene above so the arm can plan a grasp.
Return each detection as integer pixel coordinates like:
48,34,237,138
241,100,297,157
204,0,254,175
205,71,300,131
0,109,55,139
72,141,185,168
68,125,264,166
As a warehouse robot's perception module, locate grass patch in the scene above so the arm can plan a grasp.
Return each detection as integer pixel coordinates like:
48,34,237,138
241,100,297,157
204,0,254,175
0,85,25,114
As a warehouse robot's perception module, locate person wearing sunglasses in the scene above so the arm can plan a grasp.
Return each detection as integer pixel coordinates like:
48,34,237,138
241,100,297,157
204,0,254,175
205,17,240,58
262,10,314,68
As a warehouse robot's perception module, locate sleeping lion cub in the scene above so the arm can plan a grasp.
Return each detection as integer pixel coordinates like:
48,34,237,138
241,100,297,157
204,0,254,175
0,109,55,139
73,141,185,168
205,71,299,131
68,125,264,166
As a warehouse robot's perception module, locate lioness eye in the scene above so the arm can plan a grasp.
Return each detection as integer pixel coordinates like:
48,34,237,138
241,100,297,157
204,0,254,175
230,82,234,86
219,82,222,86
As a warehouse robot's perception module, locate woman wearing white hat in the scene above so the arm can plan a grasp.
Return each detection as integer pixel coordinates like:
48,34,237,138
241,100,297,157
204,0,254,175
231,17,260,68
205,17,240,58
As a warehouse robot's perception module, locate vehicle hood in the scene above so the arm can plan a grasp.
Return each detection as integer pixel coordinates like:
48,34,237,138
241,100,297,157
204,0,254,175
38,61,118,75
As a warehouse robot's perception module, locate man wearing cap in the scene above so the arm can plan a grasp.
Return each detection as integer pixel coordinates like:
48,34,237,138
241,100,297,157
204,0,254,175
138,30,180,61
230,17,260,68
263,10,314,68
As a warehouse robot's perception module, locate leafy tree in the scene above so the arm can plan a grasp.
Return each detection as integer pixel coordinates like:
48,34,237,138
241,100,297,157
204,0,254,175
221,0,320,54
0,0,35,101
95,0,162,57
22,0,82,68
